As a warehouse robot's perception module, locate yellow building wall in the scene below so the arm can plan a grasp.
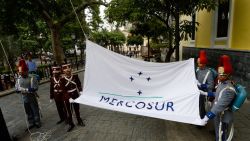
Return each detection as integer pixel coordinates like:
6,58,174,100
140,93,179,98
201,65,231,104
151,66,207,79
195,11,213,48
215,40,227,46
231,0,250,50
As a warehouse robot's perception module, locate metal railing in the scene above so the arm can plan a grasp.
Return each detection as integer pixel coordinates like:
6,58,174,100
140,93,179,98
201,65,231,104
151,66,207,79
0,59,85,92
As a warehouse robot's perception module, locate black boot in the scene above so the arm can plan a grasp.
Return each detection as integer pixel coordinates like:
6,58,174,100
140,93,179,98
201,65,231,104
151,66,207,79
35,122,41,128
77,118,85,126
56,119,64,124
25,124,35,131
67,124,75,132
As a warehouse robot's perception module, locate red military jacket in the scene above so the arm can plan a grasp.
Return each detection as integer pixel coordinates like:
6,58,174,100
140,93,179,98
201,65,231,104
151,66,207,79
61,74,82,100
50,76,64,101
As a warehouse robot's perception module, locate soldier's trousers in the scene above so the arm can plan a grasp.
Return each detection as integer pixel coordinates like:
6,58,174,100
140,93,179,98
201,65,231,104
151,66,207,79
64,100,81,125
214,117,230,141
199,95,206,118
24,95,41,126
55,100,66,121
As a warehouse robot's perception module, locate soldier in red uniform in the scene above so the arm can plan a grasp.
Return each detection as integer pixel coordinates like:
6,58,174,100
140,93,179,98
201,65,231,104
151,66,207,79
50,66,66,124
61,64,84,132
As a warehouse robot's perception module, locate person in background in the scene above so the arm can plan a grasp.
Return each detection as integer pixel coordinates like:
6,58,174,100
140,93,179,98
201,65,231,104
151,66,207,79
26,53,41,82
200,55,236,141
26,53,37,74
27,54,37,74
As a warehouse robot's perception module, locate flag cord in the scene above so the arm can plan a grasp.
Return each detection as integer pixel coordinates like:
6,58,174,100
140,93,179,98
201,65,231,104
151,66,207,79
0,40,15,76
69,0,88,40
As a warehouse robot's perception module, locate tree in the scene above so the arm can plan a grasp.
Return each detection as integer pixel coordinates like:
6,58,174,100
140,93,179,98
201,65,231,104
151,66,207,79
92,30,126,53
129,18,167,61
127,35,143,57
0,0,107,64
92,30,110,47
127,35,143,47
108,30,126,53
106,0,216,62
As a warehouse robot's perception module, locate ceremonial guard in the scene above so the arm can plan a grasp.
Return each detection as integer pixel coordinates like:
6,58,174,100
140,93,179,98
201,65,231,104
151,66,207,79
200,55,236,141
196,50,215,118
15,59,41,129
50,66,66,124
61,64,84,132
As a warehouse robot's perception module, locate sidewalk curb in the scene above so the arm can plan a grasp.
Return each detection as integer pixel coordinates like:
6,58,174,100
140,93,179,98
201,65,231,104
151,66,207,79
0,69,85,97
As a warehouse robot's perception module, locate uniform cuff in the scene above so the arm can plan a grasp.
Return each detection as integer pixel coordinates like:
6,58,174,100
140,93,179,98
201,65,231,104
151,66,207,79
207,92,214,97
206,112,215,119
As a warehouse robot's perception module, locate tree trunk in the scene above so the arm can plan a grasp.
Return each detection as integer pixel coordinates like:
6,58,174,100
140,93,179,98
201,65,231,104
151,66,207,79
51,26,65,65
114,45,119,53
147,36,150,62
165,48,175,62
174,10,180,61
165,29,173,62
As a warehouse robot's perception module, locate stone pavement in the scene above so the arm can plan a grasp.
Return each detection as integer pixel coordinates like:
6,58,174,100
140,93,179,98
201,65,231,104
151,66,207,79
0,70,250,141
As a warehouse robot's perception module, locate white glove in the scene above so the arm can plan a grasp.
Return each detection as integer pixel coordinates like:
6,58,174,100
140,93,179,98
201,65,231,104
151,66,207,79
199,90,208,96
79,91,83,95
69,98,74,103
19,87,28,92
200,116,209,126
50,99,53,103
197,80,201,87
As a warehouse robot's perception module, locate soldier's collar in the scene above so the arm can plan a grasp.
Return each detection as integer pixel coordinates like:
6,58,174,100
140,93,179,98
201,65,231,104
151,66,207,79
65,74,72,78
222,80,231,84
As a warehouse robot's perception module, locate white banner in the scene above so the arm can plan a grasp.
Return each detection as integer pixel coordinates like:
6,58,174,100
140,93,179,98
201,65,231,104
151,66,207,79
75,40,203,125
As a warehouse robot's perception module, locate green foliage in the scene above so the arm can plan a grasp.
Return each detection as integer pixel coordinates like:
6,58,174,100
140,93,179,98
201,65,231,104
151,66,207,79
109,30,126,46
0,66,5,73
180,20,200,41
130,19,167,39
107,0,216,39
92,30,126,47
92,30,109,46
0,0,41,36
38,64,50,68
150,43,168,49
127,35,143,46
0,0,107,63
107,0,216,61
0,36,21,70
88,4,103,31
44,38,52,51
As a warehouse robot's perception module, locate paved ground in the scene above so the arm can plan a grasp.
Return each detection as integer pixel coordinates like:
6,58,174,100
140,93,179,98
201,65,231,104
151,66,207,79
0,71,250,141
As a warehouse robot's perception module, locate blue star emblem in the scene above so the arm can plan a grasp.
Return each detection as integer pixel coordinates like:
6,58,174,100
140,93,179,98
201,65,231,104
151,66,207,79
137,90,142,95
146,77,151,81
129,76,134,82
138,72,143,76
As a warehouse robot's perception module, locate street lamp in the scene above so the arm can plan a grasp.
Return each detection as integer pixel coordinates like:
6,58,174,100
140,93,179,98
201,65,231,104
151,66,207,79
71,33,78,70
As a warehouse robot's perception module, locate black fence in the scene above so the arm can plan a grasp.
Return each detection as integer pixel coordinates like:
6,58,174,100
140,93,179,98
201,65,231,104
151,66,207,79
0,59,85,92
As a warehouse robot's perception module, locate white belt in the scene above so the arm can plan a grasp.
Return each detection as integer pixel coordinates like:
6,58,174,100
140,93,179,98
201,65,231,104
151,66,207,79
54,90,62,92
67,88,77,93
